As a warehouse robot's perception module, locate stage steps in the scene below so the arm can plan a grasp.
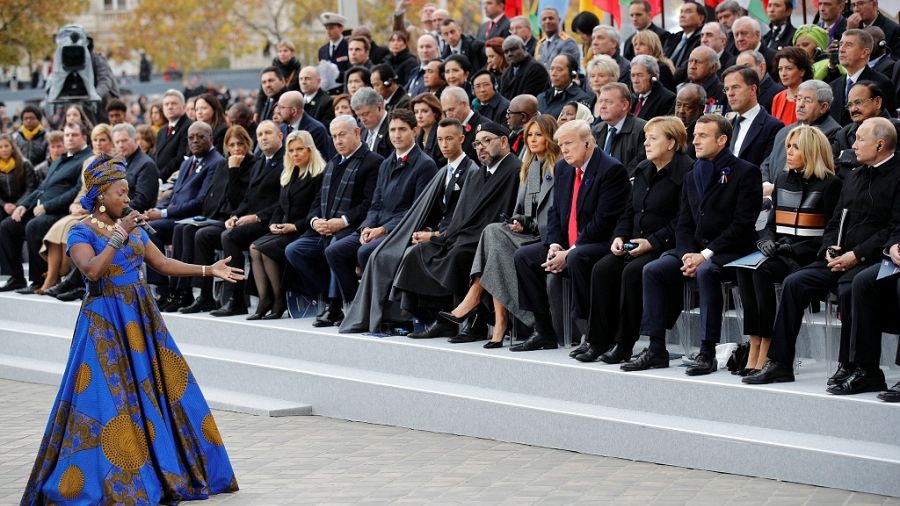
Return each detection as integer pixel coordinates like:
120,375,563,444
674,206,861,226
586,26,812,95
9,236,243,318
0,293,898,496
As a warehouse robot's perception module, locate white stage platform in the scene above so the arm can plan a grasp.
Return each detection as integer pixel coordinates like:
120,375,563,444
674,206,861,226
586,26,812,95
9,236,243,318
0,292,898,497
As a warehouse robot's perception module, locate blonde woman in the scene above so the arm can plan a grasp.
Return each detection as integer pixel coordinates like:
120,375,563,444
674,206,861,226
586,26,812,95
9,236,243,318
742,126,842,380
587,55,619,124
248,130,325,320
631,29,676,89
39,124,114,295
440,114,560,347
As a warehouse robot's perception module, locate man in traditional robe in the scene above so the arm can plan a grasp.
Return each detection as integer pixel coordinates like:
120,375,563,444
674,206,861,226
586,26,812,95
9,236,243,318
397,121,521,340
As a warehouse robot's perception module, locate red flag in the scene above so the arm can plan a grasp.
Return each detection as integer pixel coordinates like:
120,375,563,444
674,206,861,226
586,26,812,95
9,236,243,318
505,0,523,18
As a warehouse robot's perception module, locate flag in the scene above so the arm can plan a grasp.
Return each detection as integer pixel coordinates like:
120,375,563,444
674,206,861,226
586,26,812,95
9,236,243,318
506,0,523,18
582,0,616,26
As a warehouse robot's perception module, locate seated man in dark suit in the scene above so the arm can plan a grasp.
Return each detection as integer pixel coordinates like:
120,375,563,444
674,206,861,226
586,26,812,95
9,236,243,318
723,65,784,168
592,82,647,178
154,89,192,181
732,17,778,80
256,66,288,123
477,0,510,41
371,64,411,113
630,55,676,121
471,71,510,126
111,124,159,213
846,0,900,55
299,66,334,127
325,109,438,317
537,54,593,119
441,86,490,162
831,80,890,178
352,87,393,159
829,29,895,126
0,122,91,292
512,119,630,351
735,49,785,114
285,115,382,328
624,114,762,375
439,18,485,70
499,36,551,99
144,121,221,303
747,117,900,387
686,46,727,114
278,90,335,160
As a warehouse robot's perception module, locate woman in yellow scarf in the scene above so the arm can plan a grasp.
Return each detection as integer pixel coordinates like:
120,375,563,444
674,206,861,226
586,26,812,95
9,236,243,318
0,134,36,220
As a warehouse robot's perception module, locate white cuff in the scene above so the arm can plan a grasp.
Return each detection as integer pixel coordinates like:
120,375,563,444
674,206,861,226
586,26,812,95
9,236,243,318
161,208,168,219
701,248,713,260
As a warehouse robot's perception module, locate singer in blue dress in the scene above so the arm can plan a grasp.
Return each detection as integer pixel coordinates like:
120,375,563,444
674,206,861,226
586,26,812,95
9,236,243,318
22,155,243,505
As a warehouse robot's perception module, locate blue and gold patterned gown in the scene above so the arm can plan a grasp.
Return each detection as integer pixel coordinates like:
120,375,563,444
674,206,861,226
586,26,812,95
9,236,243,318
21,223,238,505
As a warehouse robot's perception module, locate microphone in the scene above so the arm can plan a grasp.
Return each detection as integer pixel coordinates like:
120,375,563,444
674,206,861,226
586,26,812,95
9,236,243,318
124,206,157,235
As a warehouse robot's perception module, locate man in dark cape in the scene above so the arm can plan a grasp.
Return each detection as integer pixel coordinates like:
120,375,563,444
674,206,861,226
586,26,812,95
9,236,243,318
340,118,478,333
396,122,520,340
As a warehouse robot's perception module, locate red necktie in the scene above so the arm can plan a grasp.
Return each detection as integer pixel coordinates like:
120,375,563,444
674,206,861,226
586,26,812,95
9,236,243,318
167,125,174,136
634,96,644,116
568,167,582,247
486,21,495,37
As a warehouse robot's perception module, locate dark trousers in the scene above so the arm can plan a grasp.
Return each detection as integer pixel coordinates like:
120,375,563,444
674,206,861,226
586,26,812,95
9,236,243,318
324,232,385,303
850,263,900,367
220,222,268,301
563,243,617,319
767,261,862,365
285,235,329,297
193,224,227,294
640,253,734,355
170,223,205,291
588,251,659,350
0,213,61,284
146,218,176,289
734,257,792,339
514,242,558,335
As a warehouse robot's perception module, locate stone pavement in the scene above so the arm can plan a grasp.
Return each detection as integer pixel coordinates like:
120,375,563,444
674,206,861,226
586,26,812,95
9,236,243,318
1,379,897,505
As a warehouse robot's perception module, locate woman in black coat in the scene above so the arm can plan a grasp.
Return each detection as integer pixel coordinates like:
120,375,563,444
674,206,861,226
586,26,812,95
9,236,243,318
248,130,325,320
574,116,693,363
385,31,420,86
741,126,842,378
410,93,446,169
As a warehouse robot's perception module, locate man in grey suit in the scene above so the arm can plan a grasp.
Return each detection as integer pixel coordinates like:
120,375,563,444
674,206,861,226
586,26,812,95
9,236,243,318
477,0,511,41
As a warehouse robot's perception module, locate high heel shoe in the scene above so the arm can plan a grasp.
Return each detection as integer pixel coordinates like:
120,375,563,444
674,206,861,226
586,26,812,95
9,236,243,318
437,308,476,325
246,303,272,320
262,305,286,320
483,340,503,349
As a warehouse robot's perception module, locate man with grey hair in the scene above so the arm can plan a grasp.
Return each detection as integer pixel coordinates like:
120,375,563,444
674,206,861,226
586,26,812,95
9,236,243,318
715,0,743,55
675,83,707,158
686,46,726,112
155,88,192,181
500,36,551,98
630,55,675,120
701,22,736,75
112,123,159,213
735,49,784,113
441,86,489,161
592,25,629,79
352,87,392,158
510,15,537,55
761,80,840,186
407,34,442,96
536,7,581,70
732,16,776,78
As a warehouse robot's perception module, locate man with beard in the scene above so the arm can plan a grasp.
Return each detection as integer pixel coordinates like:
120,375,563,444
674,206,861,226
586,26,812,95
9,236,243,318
399,121,521,340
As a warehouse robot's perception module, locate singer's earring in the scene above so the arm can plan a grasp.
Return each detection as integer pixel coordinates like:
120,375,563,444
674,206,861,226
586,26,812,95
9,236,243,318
98,204,106,213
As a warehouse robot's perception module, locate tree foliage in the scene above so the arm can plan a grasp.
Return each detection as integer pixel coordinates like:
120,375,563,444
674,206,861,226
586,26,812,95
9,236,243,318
0,0,88,67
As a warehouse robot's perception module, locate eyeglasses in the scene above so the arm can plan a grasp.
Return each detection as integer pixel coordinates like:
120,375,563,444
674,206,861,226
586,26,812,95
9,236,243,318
850,0,870,8
846,97,876,110
472,136,500,148
506,110,527,117
795,96,818,105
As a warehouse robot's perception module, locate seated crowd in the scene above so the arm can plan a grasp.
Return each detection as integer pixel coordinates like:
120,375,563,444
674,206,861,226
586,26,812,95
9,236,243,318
2,0,900,402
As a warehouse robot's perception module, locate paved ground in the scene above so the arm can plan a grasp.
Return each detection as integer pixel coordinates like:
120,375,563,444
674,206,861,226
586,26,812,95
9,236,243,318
1,379,897,505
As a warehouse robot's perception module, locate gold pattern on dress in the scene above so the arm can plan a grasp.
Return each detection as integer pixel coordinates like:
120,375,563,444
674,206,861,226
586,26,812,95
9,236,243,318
104,264,125,278
74,364,92,394
201,413,223,446
58,464,84,499
145,419,156,442
100,414,149,471
125,321,145,352
158,347,189,402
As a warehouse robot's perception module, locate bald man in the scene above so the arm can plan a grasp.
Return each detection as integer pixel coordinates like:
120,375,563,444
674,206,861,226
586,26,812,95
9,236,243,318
277,90,336,159
506,94,539,156
299,66,335,126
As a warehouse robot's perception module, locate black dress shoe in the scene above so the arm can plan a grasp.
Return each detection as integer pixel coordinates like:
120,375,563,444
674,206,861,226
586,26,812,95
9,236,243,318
448,314,487,343
179,296,217,314
742,360,794,384
55,287,86,302
262,305,286,320
826,366,886,395
509,333,558,352
568,341,590,358
0,277,26,292
209,298,248,317
827,362,854,386
161,291,193,312
15,283,39,295
685,352,718,376
877,381,900,402
574,345,606,363
483,340,503,349
408,320,457,339
621,348,669,371
313,307,343,327
437,308,475,326
599,344,633,364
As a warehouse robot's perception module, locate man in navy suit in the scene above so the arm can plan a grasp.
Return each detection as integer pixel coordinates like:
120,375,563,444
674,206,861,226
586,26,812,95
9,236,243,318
352,87,393,159
439,19,486,71
829,29,896,126
623,114,762,375
512,120,630,351
144,122,222,302
318,13,350,89
477,0,510,41
723,65,784,168
154,89,192,181
278,91,335,160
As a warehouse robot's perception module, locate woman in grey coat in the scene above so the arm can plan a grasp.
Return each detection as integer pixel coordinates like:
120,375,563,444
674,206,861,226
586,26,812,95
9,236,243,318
440,115,559,347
